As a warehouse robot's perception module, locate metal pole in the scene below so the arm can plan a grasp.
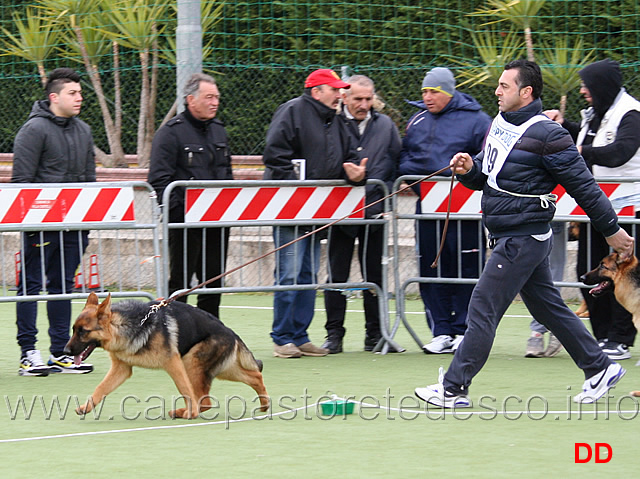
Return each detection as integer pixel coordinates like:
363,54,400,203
176,0,203,114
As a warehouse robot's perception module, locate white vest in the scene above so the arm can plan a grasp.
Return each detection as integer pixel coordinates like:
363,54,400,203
577,89,640,178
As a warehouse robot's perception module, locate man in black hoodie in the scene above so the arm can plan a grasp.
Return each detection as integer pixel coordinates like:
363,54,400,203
12,68,95,376
545,59,640,361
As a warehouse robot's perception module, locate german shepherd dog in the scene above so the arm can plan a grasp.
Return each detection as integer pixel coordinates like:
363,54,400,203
65,293,269,418
581,252,640,396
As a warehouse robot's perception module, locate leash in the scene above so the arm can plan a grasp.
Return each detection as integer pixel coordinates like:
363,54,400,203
142,163,457,322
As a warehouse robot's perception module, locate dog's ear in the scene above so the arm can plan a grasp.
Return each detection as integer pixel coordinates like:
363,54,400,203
615,253,633,266
97,293,112,320
86,292,99,307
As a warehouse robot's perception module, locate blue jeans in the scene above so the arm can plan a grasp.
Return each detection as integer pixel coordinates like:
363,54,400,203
271,226,322,346
16,231,89,356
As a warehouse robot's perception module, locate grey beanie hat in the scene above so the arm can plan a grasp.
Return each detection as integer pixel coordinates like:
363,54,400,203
421,67,456,96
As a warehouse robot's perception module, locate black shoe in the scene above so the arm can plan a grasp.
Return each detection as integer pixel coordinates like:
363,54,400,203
322,336,343,354
364,334,381,352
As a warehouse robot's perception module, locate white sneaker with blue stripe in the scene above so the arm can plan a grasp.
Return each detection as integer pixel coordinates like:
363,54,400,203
573,363,626,404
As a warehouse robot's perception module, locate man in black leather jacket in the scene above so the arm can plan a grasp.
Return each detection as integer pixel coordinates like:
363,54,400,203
148,72,233,318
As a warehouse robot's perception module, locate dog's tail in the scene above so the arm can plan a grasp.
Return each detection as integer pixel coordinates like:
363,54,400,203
237,342,263,372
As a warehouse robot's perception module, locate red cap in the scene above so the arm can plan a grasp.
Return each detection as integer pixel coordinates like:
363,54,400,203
304,69,350,89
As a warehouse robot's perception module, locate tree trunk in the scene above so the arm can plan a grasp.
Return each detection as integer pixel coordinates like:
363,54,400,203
136,48,150,167
74,26,125,167
525,27,535,62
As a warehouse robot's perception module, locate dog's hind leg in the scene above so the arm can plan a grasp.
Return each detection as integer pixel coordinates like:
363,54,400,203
164,353,199,419
217,366,270,412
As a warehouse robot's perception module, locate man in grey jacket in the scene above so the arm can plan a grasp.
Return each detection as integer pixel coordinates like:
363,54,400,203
323,75,401,353
12,68,95,377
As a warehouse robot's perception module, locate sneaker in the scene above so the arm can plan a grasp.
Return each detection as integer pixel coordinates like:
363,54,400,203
423,335,455,354
414,367,471,408
544,333,563,358
598,338,609,349
48,354,94,374
602,342,631,360
321,336,343,354
573,363,626,404
273,343,302,358
525,332,545,358
298,342,329,357
451,335,464,352
19,350,51,377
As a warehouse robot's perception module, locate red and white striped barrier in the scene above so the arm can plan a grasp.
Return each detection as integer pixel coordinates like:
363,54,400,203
185,186,365,222
420,180,636,216
0,186,135,225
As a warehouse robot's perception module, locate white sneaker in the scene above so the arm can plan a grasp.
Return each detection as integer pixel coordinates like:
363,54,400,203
415,367,471,408
573,363,626,404
423,335,455,354
451,335,464,352
19,350,51,377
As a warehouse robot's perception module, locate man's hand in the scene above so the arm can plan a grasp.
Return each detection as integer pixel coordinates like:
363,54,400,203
343,157,368,183
450,153,473,175
543,109,564,124
606,228,635,260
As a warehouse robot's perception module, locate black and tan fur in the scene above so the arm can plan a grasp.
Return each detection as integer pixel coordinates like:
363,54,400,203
582,252,640,397
65,293,269,418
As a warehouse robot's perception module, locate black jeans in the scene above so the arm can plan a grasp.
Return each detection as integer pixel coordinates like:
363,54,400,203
168,227,230,318
323,224,384,339
444,235,611,395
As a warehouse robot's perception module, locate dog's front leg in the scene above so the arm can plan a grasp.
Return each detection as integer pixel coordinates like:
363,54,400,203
164,353,198,419
77,358,132,416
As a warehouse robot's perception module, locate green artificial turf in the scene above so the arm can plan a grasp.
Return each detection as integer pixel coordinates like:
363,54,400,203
0,294,637,478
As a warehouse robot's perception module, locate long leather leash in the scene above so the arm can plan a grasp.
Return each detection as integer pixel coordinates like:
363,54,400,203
149,164,457,316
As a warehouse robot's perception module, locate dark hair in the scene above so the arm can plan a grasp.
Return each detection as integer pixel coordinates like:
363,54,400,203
45,68,81,96
504,60,543,99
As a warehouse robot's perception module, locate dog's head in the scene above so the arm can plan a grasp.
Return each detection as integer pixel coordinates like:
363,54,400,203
64,292,112,364
580,252,637,297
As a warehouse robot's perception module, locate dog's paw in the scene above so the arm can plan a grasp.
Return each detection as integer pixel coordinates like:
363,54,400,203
76,404,92,416
169,407,198,419
631,391,640,397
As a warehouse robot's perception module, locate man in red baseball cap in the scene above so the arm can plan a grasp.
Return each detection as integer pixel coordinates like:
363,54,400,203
262,68,367,359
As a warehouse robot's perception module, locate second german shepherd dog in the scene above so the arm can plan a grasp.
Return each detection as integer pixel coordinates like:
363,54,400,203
582,252,640,396
65,293,269,418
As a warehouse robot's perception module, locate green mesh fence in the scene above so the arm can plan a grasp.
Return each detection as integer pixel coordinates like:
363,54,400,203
0,0,640,158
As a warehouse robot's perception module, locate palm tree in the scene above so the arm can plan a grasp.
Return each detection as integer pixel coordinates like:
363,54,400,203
470,0,546,62
539,37,595,116
452,28,524,89
100,0,170,167
0,7,60,86
38,0,126,166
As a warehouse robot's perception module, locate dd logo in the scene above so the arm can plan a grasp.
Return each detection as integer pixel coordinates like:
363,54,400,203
574,443,613,463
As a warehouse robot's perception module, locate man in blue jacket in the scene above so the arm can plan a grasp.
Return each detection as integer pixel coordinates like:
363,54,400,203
398,67,491,354
415,60,634,407
322,75,401,353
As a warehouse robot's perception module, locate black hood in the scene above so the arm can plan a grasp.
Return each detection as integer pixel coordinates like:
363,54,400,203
579,59,623,117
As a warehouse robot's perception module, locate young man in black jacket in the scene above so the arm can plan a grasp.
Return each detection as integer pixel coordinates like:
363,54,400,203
322,75,401,353
148,73,233,318
414,60,634,407
12,68,95,376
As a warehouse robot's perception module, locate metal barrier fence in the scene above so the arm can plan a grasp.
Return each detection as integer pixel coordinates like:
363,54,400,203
0,181,162,303
391,175,640,350
161,179,403,353
2,176,637,353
